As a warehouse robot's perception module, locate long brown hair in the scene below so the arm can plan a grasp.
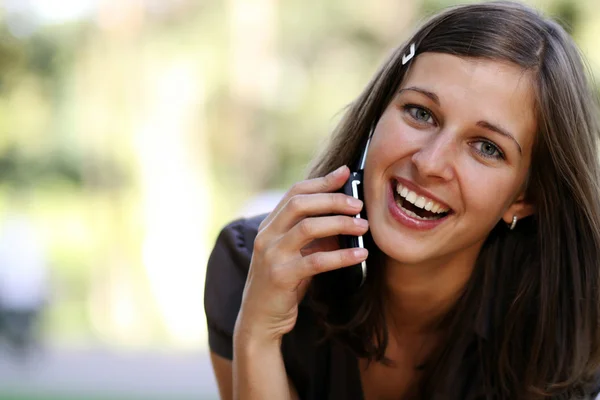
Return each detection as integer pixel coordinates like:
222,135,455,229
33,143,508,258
307,1,600,398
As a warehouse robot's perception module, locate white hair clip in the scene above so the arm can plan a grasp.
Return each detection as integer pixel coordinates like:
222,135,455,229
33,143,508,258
402,43,416,65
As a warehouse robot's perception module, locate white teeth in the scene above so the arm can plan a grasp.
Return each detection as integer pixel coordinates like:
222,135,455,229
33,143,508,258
425,200,433,211
395,183,450,215
402,207,437,220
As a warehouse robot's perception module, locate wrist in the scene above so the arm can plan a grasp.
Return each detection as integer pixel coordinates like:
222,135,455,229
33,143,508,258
233,317,283,353
234,334,282,363
232,320,291,400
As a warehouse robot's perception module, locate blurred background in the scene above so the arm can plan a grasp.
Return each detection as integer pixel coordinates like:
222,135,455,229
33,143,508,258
0,0,597,399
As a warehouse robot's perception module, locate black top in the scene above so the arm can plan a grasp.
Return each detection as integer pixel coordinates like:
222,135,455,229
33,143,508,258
204,214,600,400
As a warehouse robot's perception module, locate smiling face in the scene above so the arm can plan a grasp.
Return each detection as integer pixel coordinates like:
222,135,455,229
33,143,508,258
364,52,537,267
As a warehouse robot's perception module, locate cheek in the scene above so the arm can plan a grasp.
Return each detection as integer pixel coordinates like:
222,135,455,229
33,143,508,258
368,110,421,166
459,167,517,218
364,128,410,198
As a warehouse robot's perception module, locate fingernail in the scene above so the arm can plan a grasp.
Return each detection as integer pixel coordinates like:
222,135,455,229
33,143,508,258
353,248,368,258
332,165,346,176
348,197,363,208
354,218,368,228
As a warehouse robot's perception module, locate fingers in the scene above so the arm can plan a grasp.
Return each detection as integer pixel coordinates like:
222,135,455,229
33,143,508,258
279,215,368,252
267,247,368,290
259,165,351,231
290,165,351,195
269,192,363,235
290,247,369,282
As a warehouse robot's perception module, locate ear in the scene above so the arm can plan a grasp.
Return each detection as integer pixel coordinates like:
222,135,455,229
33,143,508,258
502,192,535,226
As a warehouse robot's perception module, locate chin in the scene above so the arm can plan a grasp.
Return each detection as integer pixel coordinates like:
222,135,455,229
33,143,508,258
369,223,440,266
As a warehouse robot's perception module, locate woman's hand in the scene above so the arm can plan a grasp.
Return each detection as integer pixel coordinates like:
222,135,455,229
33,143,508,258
234,165,369,344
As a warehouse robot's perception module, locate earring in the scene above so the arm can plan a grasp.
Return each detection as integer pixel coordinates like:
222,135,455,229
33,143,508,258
509,215,518,230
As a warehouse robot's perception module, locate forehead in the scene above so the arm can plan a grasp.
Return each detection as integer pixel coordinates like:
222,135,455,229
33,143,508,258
401,52,537,153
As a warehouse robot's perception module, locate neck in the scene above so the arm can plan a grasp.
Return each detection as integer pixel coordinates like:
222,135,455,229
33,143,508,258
382,242,483,337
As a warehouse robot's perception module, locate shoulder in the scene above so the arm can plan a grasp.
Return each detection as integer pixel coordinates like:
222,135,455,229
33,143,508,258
205,212,268,302
203,213,268,359
207,213,267,272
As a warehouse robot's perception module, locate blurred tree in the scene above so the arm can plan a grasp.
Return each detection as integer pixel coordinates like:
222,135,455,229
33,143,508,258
0,19,130,191
0,28,25,94
549,0,581,34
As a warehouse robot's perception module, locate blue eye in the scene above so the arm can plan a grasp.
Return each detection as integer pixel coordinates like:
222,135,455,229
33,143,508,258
472,140,504,160
404,105,435,124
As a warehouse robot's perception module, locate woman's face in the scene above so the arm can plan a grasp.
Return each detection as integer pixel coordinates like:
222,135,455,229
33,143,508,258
364,53,537,266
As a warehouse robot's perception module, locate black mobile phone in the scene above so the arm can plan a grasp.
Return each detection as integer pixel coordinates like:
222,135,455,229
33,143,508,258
337,170,368,288
315,131,373,293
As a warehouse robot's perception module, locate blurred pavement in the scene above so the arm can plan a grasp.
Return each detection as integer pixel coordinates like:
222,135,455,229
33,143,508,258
0,345,219,399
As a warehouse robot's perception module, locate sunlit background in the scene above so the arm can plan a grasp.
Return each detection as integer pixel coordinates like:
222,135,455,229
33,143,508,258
0,0,597,399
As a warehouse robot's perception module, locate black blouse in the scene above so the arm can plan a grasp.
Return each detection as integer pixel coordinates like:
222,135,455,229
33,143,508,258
204,214,600,400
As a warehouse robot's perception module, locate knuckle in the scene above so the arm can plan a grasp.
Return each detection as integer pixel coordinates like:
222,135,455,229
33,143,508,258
287,195,304,213
289,181,306,196
331,215,349,230
333,193,352,210
253,233,268,253
298,218,314,237
341,249,353,264
327,192,339,206
308,253,325,273
337,192,350,206
345,216,358,230
321,174,335,190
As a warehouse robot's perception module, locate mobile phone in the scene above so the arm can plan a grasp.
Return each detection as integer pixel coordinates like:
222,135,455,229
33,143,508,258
317,130,373,292
338,169,368,288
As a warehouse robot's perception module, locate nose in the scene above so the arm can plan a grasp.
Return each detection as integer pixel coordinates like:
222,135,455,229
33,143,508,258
410,132,456,182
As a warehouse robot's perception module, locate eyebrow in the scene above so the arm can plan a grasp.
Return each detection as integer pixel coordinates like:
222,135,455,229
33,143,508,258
476,121,522,154
399,86,523,154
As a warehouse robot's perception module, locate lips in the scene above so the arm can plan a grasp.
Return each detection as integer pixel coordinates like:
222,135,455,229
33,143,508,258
387,179,453,230
395,181,450,217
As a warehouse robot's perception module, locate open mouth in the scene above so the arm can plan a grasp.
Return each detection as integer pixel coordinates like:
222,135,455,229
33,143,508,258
391,180,452,221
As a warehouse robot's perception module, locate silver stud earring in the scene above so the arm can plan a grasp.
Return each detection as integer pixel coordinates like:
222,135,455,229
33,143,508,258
509,215,518,230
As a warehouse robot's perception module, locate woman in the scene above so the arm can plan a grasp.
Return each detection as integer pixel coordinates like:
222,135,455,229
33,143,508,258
205,1,600,398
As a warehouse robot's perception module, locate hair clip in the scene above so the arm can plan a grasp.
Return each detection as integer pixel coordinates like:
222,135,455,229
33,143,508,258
402,43,416,65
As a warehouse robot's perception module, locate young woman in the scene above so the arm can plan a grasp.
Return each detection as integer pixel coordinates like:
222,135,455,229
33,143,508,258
205,1,600,398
